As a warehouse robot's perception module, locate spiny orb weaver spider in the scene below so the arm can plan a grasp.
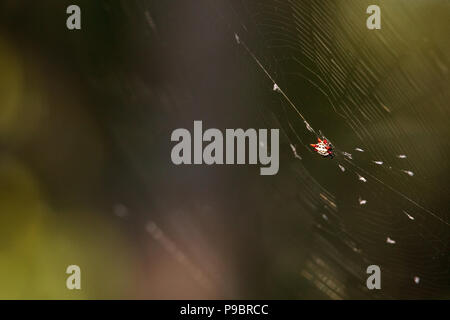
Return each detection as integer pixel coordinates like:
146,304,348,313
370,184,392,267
310,138,334,158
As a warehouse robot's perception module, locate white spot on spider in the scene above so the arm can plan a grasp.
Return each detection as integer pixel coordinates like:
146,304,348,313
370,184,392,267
372,160,383,165
397,154,407,159
386,237,396,244
402,170,414,176
414,276,420,284
338,164,345,172
358,197,367,205
358,174,367,182
355,148,364,152
322,214,328,221
314,142,329,156
403,210,415,220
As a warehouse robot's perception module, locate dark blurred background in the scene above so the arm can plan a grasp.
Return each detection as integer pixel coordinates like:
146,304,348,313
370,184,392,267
0,0,448,299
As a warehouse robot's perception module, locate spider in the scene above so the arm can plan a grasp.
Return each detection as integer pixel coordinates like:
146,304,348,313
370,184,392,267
310,138,334,158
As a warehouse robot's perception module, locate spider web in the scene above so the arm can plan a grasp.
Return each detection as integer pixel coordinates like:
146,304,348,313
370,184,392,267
218,0,450,299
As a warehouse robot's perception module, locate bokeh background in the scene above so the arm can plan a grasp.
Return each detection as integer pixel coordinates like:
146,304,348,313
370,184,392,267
0,0,448,299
